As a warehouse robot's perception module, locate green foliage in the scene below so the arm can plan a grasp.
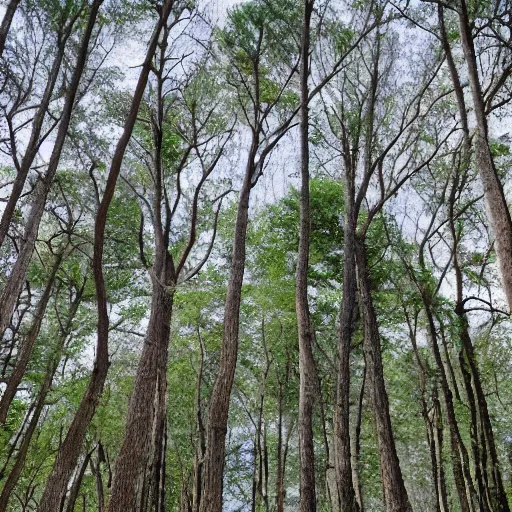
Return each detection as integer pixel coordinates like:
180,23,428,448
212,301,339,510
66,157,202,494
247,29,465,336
4,0,512,510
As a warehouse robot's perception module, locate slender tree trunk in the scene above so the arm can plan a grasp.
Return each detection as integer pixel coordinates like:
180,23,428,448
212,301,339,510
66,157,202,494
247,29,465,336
458,314,509,511
108,17,177,508
0,25,73,248
0,0,101,340
251,423,259,512
198,126,259,512
157,419,168,512
441,9,510,507
262,417,269,512
432,385,449,512
0,288,81,512
198,6,297,508
352,363,365,512
354,236,412,512
295,2,317,511
0,0,20,57
455,1,512,311
90,455,105,512
108,282,174,511
276,375,286,512
316,379,332,508
0,247,66,423
467,329,509,511
458,329,488,510
448,179,510,512
334,123,360,512
37,3,175,508
65,452,94,512
192,329,206,512
252,334,270,512
404,309,443,512
422,297,477,512
0,376,53,512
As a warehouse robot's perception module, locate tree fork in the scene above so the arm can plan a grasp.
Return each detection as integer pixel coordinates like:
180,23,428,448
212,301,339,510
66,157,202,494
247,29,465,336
37,1,176,508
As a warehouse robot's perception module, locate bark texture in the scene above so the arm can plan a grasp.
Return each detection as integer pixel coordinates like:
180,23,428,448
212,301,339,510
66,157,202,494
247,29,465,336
421,294,477,512
448,165,510,512
198,148,255,512
295,2,317,511
355,236,412,512
37,2,175,508
441,9,510,509
456,1,512,311
333,128,360,512
107,283,174,511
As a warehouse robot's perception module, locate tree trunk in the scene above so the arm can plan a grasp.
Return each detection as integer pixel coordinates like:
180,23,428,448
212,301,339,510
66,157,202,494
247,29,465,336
251,425,259,512
405,310,447,512
459,315,509,511
0,0,101,340
431,385,449,512
198,109,260,512
333,116,360,512
0,286,81,512
442,8,510,508
192,328,206,512
0,376,54,512
0,0,20,57
449,179,510,512
0,247,66,423
37,2,175,508
0,24,74,248
262,417,269,512
422,296,477,512
108,18,178,509
354,236,412,512
456,1,512,311
108,282,174,511
295,2,317,511
352,363,365,512
151,412,168,512
90,454,105,512
275,373,286,512
65,452,94,512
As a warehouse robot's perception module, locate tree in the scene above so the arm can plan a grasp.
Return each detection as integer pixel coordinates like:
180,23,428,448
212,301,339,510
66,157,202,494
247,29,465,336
2,1,512,510
295,2,318,511
0,0,20,57
107,23,232,508
37,1,179,508
199,2,300,510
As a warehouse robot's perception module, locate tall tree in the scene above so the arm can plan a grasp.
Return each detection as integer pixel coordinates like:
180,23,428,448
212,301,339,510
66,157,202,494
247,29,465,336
199,3,300,509
37,1,178,508
449,0,512,311
295,1,318,511
0,0,82,248
107,26,231,509
0,0,102,341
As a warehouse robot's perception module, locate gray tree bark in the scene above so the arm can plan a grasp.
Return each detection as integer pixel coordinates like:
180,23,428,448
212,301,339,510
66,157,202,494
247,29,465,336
457,0,512,311
355,236,412,512
295,2,317,511
37,2,176,508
